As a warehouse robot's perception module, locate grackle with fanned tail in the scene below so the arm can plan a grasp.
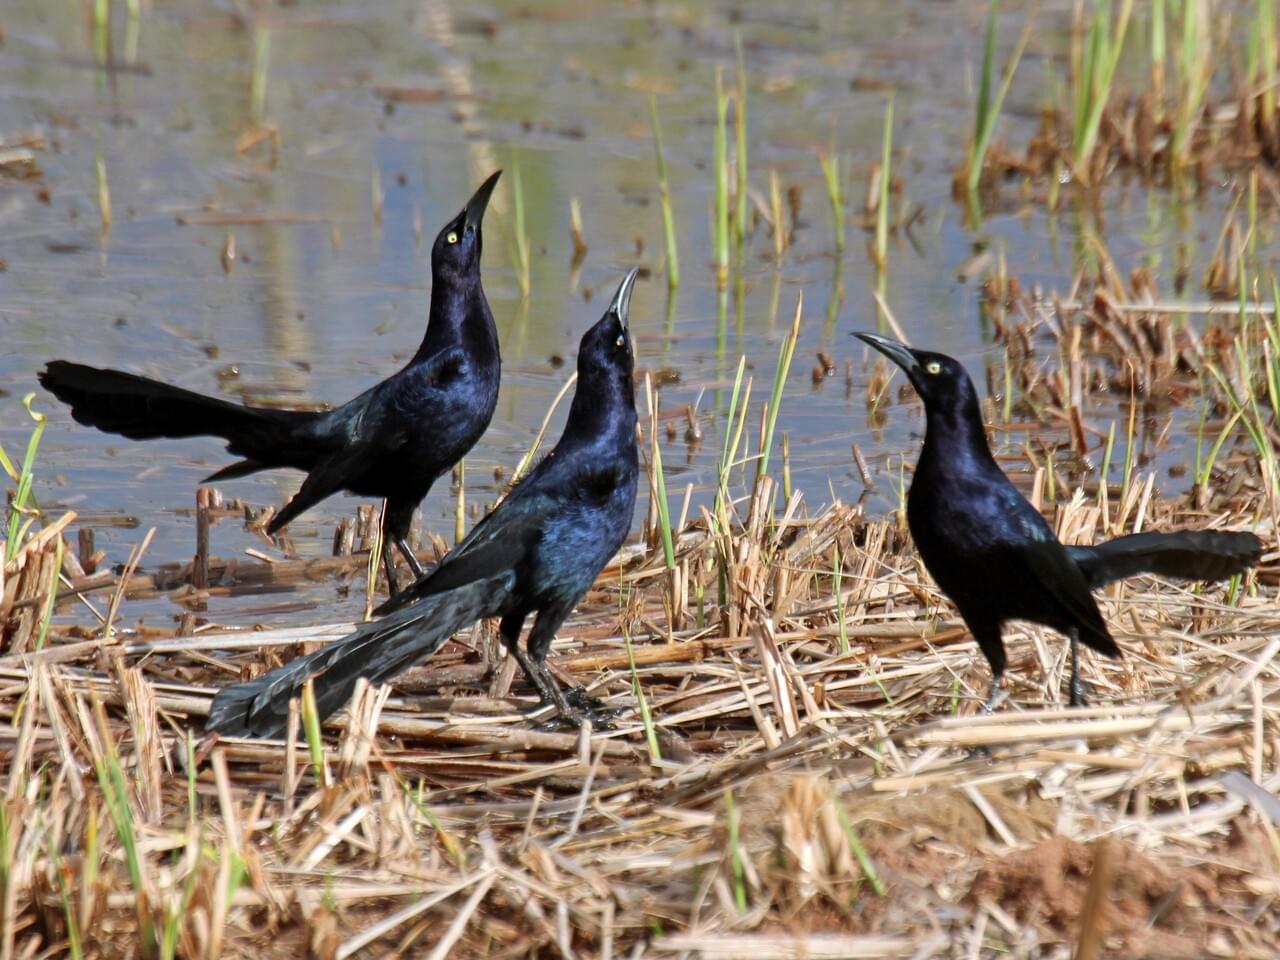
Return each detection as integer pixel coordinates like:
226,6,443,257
40,172,504,595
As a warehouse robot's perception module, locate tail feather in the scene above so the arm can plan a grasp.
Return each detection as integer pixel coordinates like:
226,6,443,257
40,361,314,465
204,459,268,482
1068,530,1263,590
206,573,513,739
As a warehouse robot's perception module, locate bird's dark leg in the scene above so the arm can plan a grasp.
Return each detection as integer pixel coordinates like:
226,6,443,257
1068,628,1090,707
510,643,576,716
498,611,571,715
983,673,1006,714
381,539,401,596
396,538,426,579
381,501,423,598
974,622,1008,714
520,606,615,727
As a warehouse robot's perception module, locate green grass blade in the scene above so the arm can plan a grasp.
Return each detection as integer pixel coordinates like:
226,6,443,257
757,296,802,480
724,790,748,911
734,33,749,248
1076,0,1134,178
649,95,680,290
875,95,893,270
714,67,730,289
967,5,1034,194
834,802,886,896
625,631,661,764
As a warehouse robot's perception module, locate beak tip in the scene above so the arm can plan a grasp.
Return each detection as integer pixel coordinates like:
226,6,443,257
610,267,640,326
854,331,919,373
463,170,502,223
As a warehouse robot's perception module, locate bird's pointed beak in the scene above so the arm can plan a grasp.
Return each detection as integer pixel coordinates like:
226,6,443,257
855,332,920,376
608,267,640,329
462,170,502,228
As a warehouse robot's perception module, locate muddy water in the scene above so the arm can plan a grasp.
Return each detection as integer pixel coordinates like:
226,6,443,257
0,0,1249,627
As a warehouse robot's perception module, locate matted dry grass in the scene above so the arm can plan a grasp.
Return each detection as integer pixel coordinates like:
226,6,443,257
1,463,1276,959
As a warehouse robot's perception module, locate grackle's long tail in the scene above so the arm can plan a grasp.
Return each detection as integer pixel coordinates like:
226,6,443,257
39,361,316,479
206,573,514,739
1067,530,1263,590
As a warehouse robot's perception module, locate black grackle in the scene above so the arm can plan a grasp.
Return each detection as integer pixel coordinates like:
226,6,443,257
206,269,641,739
857,332,1263,708
40,172,504,595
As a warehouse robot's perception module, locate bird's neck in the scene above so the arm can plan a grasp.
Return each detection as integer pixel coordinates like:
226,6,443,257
414,278,497,363
563,374,637,453
920,393,1000,476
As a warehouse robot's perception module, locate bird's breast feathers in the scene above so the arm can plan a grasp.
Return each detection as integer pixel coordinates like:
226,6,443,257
910,476,1052,550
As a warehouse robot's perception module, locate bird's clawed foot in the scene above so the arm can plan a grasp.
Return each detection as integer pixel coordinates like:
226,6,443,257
564,685,615,715
982,677,1008,714
527,690,619,732
565,686,622,730
510,647,619,730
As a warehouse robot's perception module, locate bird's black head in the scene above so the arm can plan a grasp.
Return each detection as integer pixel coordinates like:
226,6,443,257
573,268,639,416
578,268,638,385
855,332,980,419
431,170,501,283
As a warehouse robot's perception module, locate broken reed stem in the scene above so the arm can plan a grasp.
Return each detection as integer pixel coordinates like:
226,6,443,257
95,144,111,234
569,196,587,264
103,527,154,643
365,501,385,620
511,373,578,486
1074,838,1114,960
769,169,787,260
33,536,62,652
194,487,211,590
454,458,465,544
371,166,384,226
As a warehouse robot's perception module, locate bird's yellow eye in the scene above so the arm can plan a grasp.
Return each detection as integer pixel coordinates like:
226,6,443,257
446,231,458,244
615,334,626,348
925,361,942,375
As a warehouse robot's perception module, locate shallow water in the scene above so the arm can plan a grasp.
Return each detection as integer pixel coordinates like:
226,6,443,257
0,0,1255,628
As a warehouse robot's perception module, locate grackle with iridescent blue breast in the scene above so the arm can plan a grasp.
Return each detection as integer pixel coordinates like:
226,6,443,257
857,332,1263,708
206,270,641,739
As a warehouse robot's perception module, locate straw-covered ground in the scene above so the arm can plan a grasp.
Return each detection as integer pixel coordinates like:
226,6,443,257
3,285,1279,959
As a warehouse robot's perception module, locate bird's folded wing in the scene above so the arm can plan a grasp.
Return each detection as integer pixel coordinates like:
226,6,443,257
1019,540,1120,655
376,490,550,614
